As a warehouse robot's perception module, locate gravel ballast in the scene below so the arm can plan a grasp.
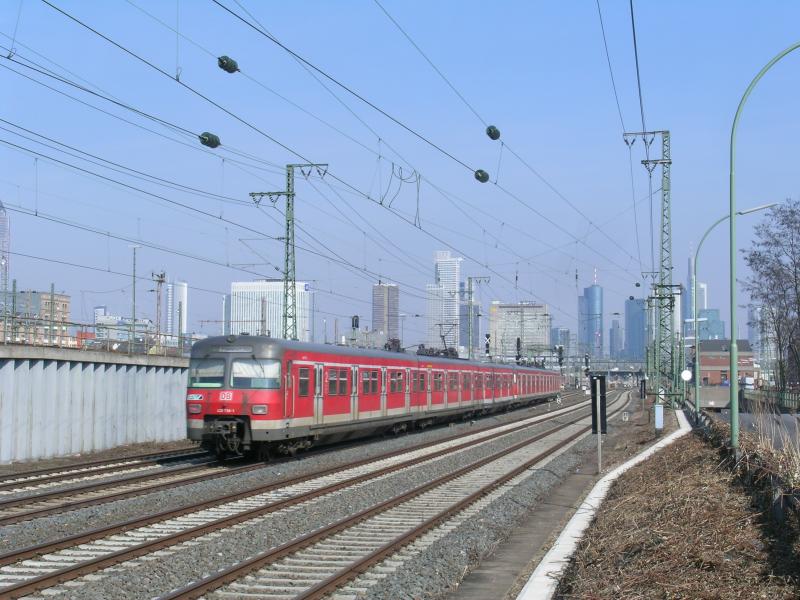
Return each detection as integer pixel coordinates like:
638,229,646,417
0,396,582,555
25,398,607,599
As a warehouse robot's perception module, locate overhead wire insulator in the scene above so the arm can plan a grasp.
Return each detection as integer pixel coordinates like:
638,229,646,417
217,55,239,74
199,132,221,148
474,169,490,183
486,125,501,141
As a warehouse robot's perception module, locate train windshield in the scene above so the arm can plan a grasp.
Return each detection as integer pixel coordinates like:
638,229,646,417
231,358,281,389
188,358,226,388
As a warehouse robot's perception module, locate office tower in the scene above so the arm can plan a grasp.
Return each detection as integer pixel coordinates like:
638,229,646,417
698,308,725,340
697,282,708,311
488,301,550,360
458,281,480,356
578,283,603,357
222,294,231,336
609,319,623,359
426,251,461,348
229,280,313,341
624,297,646,360
372,283,399,340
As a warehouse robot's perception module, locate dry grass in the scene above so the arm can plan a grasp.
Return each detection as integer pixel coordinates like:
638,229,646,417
556,433,800,599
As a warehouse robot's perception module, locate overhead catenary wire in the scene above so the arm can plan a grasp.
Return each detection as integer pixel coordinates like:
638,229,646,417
25,6,635,306
593,1,643,273
369,0,642,280
628,0,655,274
29,2,644,323
33,5,583,322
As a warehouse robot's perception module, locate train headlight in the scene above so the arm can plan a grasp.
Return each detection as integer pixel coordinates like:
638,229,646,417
251,405,268,415
187,404,203,414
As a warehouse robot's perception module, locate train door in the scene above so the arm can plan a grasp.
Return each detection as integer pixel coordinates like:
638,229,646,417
426,367,432,410
380,367,387,417
314,363,324,425
404,367,411,413
351,365,359,420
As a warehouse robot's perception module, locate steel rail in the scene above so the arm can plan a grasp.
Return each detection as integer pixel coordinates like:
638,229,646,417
161,396,626,600
0,458,255,527
0,446,206,486
0,452,212,495
0,392,600,599
0,392,582,565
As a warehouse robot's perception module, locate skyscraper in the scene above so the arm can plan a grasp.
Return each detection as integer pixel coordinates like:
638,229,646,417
609,319,623,359
0,201,9,316
489,301,550,360
165,280,188,338
458,282,481,356
372,283,399,340
578,283,603,357
698,308,725,340
697,282,708,311
426,251,461,349
229,280,314,341
624,297,646,360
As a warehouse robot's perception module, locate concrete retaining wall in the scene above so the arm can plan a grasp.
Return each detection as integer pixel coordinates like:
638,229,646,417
0,345,189,463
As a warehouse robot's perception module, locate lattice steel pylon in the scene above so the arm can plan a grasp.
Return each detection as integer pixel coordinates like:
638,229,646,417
625,130,674,399
250,163,327,341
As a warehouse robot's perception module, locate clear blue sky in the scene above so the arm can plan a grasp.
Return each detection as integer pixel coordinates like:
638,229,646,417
2,0,800,345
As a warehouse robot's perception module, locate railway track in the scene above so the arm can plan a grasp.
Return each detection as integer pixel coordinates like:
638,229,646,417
0,446,206,492
0,457,261,526
166,392,629,600
0,391,604,598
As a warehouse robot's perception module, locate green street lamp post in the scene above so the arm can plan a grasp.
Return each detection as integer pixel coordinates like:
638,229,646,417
729,42,800,449
694,204,776,420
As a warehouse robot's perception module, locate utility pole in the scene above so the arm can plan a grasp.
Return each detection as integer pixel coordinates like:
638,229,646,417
129,245,140,354
152,271,166,351
625,130,673,402
250,163,327,341
466,276,489,360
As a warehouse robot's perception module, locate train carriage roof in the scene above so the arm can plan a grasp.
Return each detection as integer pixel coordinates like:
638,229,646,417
191,335,556,374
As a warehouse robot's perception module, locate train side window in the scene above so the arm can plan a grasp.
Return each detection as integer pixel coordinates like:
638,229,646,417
433,372,443,392
398,371,405,392
370,370,379,394
389,371,398,393
420,372,427,392
298,367,310,396
362,370,371,395
328,369,338,395
338,368,348,395
449,373,458,391
474,373,481,389
462,373,469,390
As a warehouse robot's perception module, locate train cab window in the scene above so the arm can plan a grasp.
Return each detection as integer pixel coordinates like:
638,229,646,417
433,372,443,392
230,359,281,389
449,373,459,391
298,367,310,396
188,358,225,388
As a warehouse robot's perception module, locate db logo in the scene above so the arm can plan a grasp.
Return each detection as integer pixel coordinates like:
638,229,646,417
219,391,233,401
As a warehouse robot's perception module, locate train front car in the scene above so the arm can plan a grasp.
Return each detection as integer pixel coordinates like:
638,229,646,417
186,335,284,459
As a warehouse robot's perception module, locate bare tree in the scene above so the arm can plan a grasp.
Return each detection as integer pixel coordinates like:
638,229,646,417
743,198,800,387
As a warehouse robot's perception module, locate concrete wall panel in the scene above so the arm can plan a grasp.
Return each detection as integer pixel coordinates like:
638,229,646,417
0,347,188,464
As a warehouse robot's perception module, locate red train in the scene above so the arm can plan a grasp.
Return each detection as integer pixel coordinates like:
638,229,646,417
186,335,563,458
